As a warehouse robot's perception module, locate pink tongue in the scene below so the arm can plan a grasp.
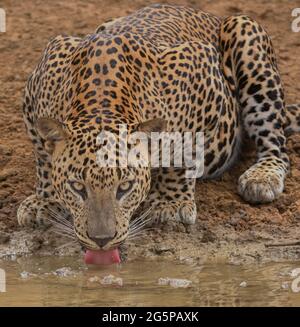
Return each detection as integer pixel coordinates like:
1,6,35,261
84,248,121,265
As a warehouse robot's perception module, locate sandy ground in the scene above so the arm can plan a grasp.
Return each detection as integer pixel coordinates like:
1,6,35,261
1,0,300,265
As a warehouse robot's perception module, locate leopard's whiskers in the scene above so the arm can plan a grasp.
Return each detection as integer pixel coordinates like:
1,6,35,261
55,240,78,251
46,206,76,241
127,207,154,241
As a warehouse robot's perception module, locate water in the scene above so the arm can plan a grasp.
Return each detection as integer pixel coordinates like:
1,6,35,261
0,256,300,306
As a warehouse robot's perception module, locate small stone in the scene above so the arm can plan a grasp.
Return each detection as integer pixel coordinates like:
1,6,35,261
101,274,123,286
20,271,37,278
179,256,194,265
53,267,76,277
239,281,247,288
88,276,101,283
20,271,29,279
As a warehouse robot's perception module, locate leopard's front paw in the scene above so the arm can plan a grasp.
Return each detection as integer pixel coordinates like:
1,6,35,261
17,194,66,227
238,163,285,204
151,200,197,225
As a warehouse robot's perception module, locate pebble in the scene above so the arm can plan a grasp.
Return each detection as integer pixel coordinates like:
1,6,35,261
89,274,123,287
88,276,100,283
179,256,194,265
158,277,192,288
101,275,123,287
20,271,30,279
53,267,76,277
239,281,247,288
20,271,36,279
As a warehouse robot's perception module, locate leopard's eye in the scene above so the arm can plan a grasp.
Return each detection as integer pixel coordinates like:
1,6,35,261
68,181,87,199
116,181,134,200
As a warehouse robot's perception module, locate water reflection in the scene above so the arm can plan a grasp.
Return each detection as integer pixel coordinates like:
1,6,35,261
0,257,299,306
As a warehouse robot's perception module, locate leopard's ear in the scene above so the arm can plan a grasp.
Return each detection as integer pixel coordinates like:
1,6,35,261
135,118,167,136
36,118,68,154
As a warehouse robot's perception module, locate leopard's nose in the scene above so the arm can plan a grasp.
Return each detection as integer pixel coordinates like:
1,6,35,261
90,236,114,248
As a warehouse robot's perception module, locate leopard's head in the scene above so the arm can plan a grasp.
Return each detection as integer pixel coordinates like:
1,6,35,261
36,117,165,250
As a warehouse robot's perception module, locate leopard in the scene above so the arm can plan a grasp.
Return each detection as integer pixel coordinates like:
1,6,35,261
17,4,300,251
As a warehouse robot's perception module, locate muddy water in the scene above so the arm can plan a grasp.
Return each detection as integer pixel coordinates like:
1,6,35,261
0,256,300,306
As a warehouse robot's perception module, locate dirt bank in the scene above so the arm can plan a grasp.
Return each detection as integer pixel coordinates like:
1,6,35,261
1,0,300,265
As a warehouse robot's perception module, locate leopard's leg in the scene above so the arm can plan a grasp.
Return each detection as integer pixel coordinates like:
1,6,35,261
221,15,289,203
142,168,197,225
17,89,65,227
17,194,69,227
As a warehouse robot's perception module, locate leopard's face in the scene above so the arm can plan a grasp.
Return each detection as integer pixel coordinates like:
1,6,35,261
36,112,165,250
50,131,151,250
